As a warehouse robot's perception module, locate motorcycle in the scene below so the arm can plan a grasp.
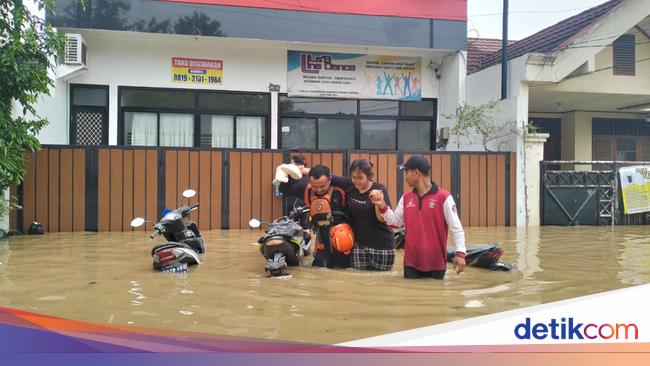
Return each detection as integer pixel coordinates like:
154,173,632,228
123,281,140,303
249,206,311,278
130,189,205,273
394,229,511,271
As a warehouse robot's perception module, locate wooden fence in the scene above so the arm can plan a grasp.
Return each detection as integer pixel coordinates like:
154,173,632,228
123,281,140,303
11,146,516,232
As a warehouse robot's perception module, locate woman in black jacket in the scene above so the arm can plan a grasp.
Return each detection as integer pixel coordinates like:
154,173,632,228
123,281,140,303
331,159,395,271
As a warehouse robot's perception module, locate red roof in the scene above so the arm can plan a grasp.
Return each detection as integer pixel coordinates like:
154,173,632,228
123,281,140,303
160,0,467,21
471,0,628,73
467,38,517,72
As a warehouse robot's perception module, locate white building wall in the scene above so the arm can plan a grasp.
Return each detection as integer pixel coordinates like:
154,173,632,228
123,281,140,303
436,51,466,149
530,21,650,96
37,29,452,146
462,56,529,152
466,56,531,226
33,79,69,144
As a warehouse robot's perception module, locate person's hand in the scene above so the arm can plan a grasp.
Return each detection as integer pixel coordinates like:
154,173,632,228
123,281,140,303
453,256,466,275
369,189,384,206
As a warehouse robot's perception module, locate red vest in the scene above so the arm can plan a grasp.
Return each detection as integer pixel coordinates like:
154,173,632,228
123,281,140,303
402,187,450,271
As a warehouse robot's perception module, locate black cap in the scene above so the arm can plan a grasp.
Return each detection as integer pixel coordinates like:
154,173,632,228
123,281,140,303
399,155,430,174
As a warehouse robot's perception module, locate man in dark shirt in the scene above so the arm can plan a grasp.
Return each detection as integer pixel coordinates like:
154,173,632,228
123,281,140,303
278,155,309,222
304,165,351,269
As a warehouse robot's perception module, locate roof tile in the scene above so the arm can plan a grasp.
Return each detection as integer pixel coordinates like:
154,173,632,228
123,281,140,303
472,0,627,73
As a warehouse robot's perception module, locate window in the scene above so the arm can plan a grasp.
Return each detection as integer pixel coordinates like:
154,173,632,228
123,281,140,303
280,96,436,150
613,34,635,75
120,88,269,148
198,93,268,113
280,117,354,149
592,118,650,162
280,118,316,149
319,118,355,149
200,115,234,148
361,119,396,149
160,113,194,147
398,120,431,150
124,112,157,146
360,100,398,115
616,138,636,161
401,100,435,116
280,97,356,115
70,84,109,145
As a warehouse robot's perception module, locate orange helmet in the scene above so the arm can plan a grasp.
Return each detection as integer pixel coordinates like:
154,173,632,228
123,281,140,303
329,223,355,255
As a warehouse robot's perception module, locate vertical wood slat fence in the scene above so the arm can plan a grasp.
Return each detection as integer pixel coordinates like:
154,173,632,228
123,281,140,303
11,146,515,232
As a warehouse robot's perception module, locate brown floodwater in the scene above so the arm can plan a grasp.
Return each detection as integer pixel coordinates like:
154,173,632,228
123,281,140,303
1,226,649,344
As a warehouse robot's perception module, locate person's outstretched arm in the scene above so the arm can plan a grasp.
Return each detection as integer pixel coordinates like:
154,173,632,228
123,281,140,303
370,190,403,227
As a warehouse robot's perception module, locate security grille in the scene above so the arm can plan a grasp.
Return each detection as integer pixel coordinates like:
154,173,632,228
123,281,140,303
541,161,649,226
72,111,105,145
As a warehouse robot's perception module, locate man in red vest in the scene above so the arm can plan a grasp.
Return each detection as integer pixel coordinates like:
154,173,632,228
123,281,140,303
369,155,466,279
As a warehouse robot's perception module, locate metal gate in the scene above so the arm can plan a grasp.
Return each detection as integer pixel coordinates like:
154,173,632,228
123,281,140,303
541,161,649,226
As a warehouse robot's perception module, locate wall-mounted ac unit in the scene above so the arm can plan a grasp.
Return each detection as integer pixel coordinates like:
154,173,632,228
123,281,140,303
64,33,87,65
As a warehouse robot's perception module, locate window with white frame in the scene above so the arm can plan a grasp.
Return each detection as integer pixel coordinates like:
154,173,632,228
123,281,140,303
120,87,269,148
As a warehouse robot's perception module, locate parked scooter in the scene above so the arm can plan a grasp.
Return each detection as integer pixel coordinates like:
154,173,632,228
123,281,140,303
393,229,511,271
131,189,205,273
249,206,311,278
447,244,512,271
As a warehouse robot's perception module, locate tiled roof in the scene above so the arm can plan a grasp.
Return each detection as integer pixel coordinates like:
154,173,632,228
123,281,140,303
471,0,628,73
467,38,517,72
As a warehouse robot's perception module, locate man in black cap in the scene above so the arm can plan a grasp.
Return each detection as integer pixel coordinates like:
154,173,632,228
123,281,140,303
369,155,466,279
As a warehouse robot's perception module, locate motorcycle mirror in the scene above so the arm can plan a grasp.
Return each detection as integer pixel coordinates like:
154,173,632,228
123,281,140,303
130,217,146,228
248,219,261,228
182,189,196,198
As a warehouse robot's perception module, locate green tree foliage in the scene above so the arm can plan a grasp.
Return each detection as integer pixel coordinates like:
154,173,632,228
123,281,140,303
446,101,519,152
0,0,67,216
175,12,225,36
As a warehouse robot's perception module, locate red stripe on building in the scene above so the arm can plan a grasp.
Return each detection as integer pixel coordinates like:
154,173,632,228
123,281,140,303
159,0,467,21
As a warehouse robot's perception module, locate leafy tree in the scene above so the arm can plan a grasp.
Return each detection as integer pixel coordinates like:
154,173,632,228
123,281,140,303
0,0,71,218
130,17,172,34
175,12,225,37
445,100,519,152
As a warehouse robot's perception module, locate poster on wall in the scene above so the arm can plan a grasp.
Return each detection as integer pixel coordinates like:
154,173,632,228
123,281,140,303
287,50,421,100
619,165,650,214
171,57,223,85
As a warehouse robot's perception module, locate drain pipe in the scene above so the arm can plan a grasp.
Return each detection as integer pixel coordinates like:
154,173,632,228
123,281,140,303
501,0,509,100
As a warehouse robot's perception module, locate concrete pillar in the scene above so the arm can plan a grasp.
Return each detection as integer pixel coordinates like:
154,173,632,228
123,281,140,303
270,91,278,149
437,51,466,151
560,112,592,170
524,132,549,226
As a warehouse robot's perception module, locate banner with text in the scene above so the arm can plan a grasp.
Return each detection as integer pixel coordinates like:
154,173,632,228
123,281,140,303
619,165,650,214
171,57,223,85
287,51,421,100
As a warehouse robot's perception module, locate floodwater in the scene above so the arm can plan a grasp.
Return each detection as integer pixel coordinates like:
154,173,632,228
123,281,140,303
1,226,649,344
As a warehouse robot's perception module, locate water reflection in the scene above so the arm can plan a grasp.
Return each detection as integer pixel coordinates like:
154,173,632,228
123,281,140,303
48,0,434,48
0,226,649,343
618,233,650,285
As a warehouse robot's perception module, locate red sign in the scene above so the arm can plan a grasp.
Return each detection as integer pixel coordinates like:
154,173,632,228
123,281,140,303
158,0,467,21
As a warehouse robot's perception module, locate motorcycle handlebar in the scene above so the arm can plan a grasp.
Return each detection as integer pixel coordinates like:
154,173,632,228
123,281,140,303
288,208,309,220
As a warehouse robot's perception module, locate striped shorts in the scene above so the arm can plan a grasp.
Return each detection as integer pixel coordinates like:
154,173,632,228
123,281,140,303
351,245,395,271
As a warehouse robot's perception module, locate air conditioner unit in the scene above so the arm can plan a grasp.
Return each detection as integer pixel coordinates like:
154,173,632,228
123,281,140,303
64,34,87,65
